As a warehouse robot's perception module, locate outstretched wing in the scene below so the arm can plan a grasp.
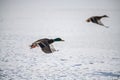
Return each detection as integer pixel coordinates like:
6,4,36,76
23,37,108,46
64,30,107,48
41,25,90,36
50,44,57,52
41,45,53,53
97,20,109,28
38,41,52,53
41,44,58,53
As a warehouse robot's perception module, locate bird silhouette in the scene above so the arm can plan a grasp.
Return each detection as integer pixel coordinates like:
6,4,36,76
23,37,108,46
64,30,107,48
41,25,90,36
30,38,64,53
86,15,109,28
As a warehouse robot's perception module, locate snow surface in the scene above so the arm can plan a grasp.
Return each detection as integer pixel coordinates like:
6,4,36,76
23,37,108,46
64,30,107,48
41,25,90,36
0,29,120,80
0,4,120,80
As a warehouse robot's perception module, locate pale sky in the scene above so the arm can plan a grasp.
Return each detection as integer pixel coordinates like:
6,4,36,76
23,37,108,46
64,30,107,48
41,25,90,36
0,0,120,32
0,0,120,10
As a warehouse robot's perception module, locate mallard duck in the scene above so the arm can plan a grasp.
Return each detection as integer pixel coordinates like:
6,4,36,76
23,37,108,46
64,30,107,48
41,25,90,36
30,38,64,53
86,15,109,28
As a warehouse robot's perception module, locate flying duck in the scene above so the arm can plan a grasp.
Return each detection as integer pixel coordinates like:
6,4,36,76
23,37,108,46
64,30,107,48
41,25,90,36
30,38,64,53
86,15,109,28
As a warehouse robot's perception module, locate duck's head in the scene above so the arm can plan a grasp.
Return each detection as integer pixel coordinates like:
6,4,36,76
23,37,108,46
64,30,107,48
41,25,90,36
54,38,64,42
103,15,109,17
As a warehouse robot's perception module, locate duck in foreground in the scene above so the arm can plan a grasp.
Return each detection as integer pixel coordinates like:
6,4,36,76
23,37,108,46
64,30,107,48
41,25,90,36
30,38,64,53
86,15,109,28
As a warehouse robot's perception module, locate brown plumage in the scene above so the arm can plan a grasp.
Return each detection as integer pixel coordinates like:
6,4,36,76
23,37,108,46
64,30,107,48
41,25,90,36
86,15,109,28
30,38,64,53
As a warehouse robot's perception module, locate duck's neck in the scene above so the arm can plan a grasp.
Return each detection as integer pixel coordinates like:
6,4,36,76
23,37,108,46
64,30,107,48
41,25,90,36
102,15,107,18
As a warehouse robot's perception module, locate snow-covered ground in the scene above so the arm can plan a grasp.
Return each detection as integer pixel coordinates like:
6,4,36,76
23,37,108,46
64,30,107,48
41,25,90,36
0,0,120,80
0,29,120,80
